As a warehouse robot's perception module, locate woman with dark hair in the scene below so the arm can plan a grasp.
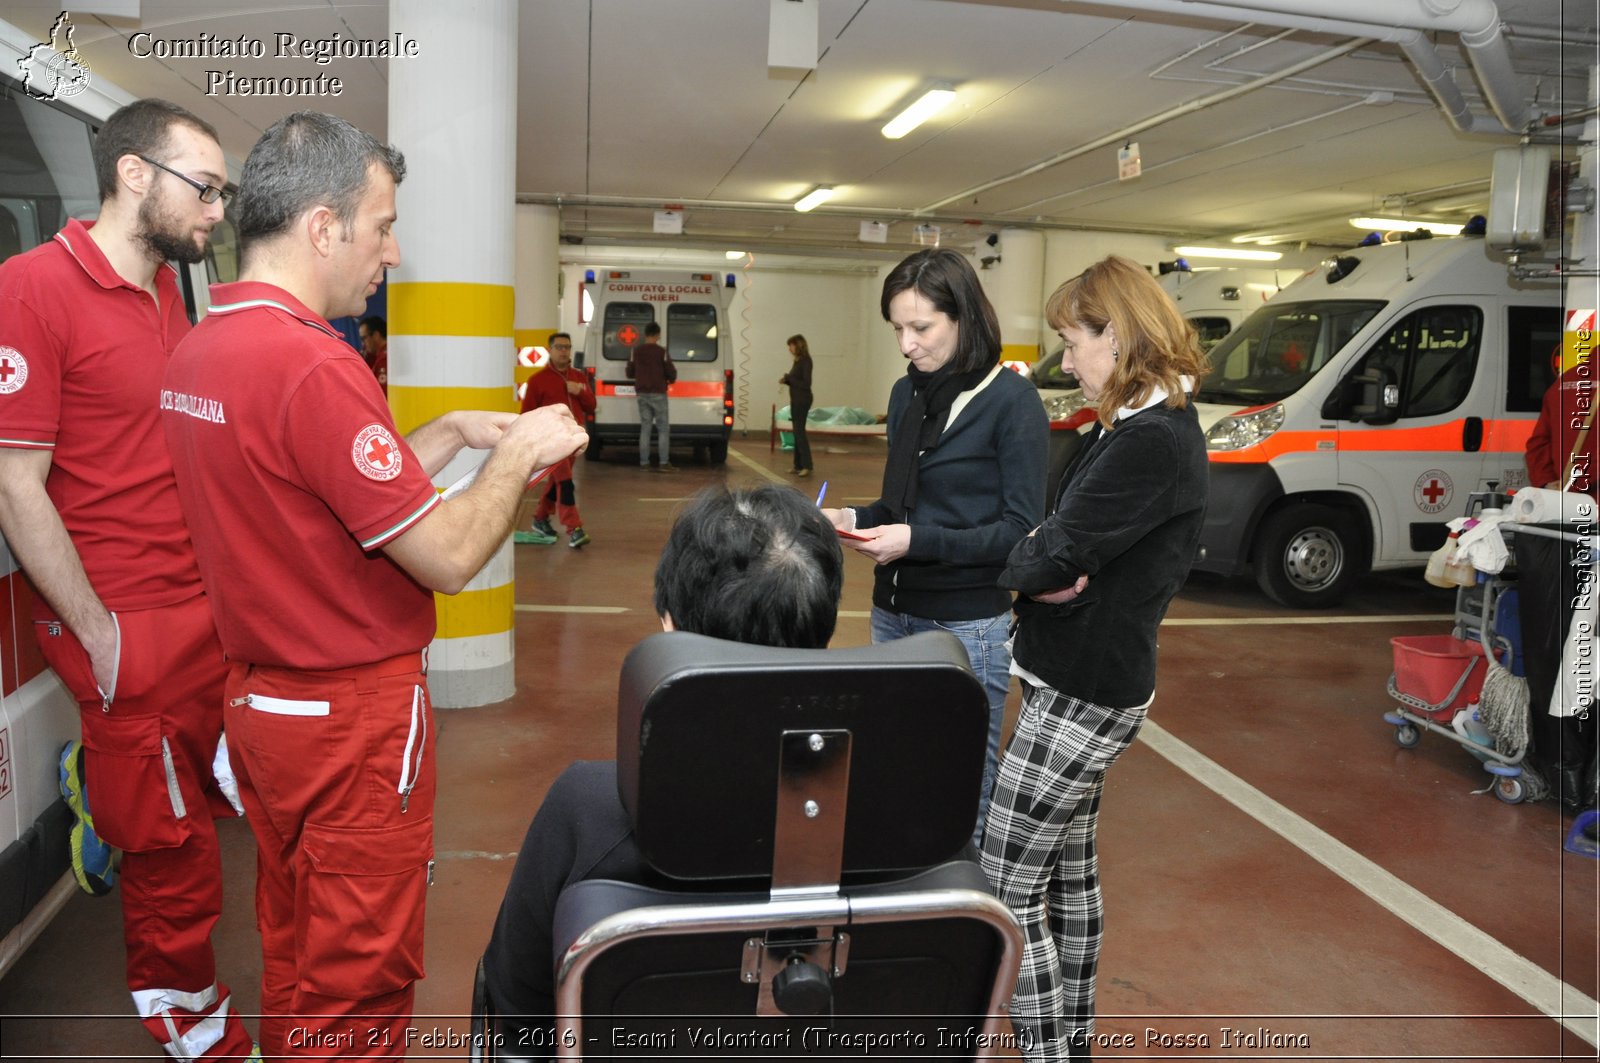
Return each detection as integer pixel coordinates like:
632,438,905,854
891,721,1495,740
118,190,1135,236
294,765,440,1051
781,333,815,477
983,256,1209,1061
821,248,1047,844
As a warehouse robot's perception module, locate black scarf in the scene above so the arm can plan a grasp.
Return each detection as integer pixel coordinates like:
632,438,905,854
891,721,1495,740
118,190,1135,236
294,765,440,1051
881,362,990,519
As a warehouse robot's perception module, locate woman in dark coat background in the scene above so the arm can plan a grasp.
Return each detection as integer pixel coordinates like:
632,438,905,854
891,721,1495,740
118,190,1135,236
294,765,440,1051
781,333,814,477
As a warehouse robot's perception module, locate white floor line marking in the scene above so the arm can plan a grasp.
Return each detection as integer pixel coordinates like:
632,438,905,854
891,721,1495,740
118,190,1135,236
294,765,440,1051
435,850,519,862
514,604,630,614
728,445,786,483
1163,613,1450,627
1138,720,1600,1046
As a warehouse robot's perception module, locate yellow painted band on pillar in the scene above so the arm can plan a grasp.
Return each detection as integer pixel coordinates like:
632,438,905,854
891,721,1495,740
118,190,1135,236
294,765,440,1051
434,582,515,640
1002,342,1041,364
514,328,558,349
1561,329,1595,374
390,384,516,435
390,282,514,337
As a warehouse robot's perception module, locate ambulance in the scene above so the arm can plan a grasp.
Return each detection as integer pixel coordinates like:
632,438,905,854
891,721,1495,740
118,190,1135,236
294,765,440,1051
1193,235,1563,607
580,269,737,464
1158,265,1294,351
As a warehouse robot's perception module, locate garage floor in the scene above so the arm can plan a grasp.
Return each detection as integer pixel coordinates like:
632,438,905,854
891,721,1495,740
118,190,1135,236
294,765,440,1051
0,432,1595,1061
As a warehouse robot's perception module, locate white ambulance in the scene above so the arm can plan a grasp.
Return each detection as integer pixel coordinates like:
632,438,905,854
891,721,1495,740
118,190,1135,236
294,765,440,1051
1194,236,1563,607
580,269,736,464
1159,265,1295,351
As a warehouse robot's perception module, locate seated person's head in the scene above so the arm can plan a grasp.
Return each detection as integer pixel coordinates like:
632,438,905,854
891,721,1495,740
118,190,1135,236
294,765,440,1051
655,485,843,650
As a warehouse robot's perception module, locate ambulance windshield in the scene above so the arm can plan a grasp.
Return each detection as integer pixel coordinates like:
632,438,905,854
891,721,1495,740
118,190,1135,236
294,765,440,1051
1196,300,1383,405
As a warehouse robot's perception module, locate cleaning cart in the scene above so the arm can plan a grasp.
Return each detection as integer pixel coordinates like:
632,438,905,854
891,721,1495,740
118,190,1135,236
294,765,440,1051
1383,497,1529,803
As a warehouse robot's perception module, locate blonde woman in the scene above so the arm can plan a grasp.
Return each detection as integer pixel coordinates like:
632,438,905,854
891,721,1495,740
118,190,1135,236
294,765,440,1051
984,256,1209,1061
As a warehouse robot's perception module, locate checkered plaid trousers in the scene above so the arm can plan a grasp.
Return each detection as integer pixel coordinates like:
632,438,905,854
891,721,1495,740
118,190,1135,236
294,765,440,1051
980,682,1149,1062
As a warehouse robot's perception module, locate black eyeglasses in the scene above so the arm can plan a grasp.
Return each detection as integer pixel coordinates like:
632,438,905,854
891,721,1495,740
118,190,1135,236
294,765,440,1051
137,154,227,204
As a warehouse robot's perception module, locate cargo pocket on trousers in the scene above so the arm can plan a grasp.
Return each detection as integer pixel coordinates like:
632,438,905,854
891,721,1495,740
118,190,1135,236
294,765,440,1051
298,816,433,999
77,710,191,852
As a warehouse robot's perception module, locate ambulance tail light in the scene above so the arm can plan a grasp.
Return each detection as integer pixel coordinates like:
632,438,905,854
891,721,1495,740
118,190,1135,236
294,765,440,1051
723,369,735,427
1206,403,1285,451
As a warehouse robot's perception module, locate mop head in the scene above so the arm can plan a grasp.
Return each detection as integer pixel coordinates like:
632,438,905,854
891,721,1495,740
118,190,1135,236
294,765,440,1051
1479,661,1529,760
1478,660,1550,801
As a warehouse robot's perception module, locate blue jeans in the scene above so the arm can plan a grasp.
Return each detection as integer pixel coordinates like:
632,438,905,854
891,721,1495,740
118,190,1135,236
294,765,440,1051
870,606,1012,845
637,393,669,465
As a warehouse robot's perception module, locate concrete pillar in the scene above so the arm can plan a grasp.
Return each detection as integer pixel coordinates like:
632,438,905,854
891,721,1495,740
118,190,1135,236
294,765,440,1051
514,204,561,395
388,0,518,707
986,228,1045,364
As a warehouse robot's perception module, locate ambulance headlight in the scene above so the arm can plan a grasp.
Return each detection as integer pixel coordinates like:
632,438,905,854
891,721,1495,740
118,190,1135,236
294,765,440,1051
1206,403,1285,451
1042,390,1088,421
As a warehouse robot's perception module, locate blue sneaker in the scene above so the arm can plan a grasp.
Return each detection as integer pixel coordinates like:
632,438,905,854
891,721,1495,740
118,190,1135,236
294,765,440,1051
59,740,116,896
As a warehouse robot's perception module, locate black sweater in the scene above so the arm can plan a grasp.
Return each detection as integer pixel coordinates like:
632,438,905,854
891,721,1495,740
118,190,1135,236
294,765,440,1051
1002,401,1208,707
855,366,1048,621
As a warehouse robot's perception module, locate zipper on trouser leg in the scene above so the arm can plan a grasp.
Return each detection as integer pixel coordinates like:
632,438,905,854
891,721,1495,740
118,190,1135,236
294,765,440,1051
397,684,425,813
160,736,187,819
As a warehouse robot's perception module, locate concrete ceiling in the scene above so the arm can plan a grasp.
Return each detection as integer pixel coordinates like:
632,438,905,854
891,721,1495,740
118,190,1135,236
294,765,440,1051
4,0,1594,261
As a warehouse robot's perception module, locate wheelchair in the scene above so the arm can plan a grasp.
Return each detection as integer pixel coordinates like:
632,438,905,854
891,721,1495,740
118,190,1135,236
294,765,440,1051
471,629,1024,1059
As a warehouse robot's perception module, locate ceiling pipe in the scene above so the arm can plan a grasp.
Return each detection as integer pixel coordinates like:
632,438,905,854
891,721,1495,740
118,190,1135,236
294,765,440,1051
915,37,1367,215
1075,0,1530,133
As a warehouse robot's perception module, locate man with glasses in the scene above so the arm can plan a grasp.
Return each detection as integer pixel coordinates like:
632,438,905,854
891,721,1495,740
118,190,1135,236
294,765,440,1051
514,332,595,548
0,99,258,1060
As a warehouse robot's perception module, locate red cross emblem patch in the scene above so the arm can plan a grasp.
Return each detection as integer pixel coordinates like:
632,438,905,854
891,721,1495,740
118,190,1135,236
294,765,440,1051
616,324,639,346
0,346,29,395
352,423,402,482
1413,468,1453,515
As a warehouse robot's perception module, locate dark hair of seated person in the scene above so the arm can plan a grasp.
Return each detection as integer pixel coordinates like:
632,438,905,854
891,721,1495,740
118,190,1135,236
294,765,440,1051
654,484,843,651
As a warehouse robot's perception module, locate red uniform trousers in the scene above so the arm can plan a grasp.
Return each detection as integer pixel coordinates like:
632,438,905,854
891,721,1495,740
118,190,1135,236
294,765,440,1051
35,593,256,1061
531,457,582,531
222,651,435,1060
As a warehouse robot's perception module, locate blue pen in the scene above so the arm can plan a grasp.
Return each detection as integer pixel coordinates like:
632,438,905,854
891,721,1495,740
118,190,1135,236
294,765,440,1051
815,480,829,507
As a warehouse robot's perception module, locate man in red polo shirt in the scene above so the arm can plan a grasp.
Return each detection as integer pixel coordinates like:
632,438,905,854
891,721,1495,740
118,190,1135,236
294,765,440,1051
514,331,595,547
0,100,258,1060
161,111,587,1059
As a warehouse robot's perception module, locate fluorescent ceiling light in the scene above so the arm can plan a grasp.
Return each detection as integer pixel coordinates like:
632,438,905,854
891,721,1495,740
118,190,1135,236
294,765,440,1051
725,250,746,260
882,88,956,140
793,186,834,212
1350,216,1463,236
1173,245,1283,261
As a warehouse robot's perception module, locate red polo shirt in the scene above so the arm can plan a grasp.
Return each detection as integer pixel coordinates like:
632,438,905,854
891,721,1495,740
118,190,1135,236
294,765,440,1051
162,281,440,669
0,219,202,610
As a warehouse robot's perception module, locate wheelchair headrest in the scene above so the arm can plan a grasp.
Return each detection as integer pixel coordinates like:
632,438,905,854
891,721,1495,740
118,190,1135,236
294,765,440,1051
616,630,988,882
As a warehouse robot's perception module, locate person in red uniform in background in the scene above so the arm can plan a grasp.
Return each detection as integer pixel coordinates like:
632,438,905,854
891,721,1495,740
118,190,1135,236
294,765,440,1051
161,111,588,1059
358,314,388,395
514,332,595,548
1526,356,1597,494
0,99,259,1062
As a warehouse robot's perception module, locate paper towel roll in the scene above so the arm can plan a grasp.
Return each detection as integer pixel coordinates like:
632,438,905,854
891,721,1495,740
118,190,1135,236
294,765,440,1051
1512,486,1596,523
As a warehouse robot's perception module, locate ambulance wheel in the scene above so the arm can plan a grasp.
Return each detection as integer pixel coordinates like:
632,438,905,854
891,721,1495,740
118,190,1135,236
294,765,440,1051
708,438,728,465
1254,504,1357,608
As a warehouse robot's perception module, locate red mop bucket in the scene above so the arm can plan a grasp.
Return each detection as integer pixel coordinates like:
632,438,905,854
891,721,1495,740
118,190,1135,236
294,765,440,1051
1389,635,1491,716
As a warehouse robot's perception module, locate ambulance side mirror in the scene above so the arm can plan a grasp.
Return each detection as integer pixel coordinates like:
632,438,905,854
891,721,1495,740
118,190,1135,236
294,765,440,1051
1346,367,1400,425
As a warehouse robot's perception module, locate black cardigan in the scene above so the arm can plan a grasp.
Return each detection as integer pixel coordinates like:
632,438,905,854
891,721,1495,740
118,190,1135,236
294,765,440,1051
855,367,1048,621
1001,401,1208,707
